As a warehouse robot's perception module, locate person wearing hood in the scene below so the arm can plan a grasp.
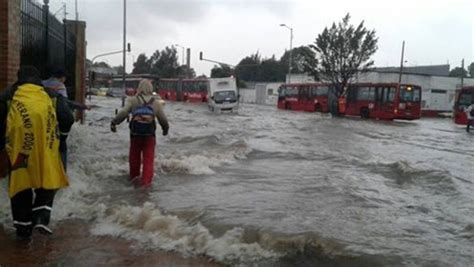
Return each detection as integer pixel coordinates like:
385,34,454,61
0,66,69,240
111,79,169,187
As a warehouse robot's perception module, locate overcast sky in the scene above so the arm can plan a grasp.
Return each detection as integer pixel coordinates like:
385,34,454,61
50,0,473,76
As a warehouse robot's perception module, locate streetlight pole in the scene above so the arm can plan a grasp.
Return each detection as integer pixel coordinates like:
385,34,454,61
280,24,293,84
122,0,127,107
175,44,185,66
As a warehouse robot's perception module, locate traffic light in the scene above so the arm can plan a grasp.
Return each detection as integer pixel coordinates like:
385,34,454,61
127,43,131,52
199,51,203,60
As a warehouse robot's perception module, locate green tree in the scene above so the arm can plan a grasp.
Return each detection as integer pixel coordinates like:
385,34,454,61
93,61,111,68
132,54,151,74
149,46,180,78
467,62,474,77
235,52,261,81
280,46,317,76
259,56,285,81
309,13,378,100
177,65,196,78
449,67,468,78
211,64,234,78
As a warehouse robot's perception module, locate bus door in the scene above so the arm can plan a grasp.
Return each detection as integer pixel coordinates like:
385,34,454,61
344,85,358,116
299,85,312,111
375,85,395,119
285,85,298,110
277,85,286,109
176,79,183,101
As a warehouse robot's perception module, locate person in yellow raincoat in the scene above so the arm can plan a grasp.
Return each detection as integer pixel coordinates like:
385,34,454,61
0,66,69,240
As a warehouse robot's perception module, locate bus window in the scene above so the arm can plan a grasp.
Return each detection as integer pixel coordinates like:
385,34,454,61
312,86,328,96
299,86,309,100
286,86,298,97
458,91,473,107
346,85,357,102
319,86,328,96
387,87,395,102
357,87,371,100
400,86,421,102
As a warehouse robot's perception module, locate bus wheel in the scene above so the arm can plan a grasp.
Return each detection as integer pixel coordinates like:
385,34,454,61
360,107,370,119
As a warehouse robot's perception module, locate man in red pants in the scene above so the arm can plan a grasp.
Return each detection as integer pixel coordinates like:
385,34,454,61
111,79,169,187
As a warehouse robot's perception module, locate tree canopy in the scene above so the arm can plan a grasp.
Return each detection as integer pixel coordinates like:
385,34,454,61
131,47,195,78
449,67,468,78
309,13,378,97
211,64,234,78
468,62,474,77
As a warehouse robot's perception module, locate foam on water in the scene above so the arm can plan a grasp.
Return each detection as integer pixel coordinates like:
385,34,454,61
91,202,278,265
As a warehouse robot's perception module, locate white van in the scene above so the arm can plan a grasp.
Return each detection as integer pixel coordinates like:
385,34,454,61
207,77,239,112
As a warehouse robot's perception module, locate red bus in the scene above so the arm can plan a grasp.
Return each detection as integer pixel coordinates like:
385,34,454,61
110,74,159,97
453,86,474,125
182,79,209,103
158,78,179,101
277,83,330,112
344,83,421,120
158,78,209,103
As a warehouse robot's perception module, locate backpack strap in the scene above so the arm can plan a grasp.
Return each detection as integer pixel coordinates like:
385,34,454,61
146,97,155,105
137,94,147,105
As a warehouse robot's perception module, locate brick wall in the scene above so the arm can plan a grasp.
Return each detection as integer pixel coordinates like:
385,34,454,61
0,0,21,91
66,21,87,123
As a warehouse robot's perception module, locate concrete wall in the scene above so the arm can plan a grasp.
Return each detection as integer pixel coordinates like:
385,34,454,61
239,88,256,104
255,82,282,105
0,0,21,91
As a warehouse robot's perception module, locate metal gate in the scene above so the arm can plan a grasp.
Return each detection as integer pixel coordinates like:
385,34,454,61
20,0,76,98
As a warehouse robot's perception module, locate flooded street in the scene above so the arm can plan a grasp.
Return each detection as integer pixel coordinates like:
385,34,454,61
1,96,473,266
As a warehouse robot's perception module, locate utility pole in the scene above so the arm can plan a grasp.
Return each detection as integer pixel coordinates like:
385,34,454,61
461,59,465,88
280,24,293,84
122,0,127,107
75,0,78,20
398,40,405,84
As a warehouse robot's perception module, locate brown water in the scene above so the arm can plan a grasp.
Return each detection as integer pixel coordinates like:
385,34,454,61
1,97,473,266
0,219,223,266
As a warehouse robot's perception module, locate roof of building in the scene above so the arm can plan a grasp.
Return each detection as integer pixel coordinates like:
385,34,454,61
374,64,450,76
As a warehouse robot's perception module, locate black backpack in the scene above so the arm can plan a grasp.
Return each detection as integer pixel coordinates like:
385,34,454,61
129,95,156,136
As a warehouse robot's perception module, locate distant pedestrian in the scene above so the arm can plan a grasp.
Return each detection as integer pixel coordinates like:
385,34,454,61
42,68,68,97
465,103,474,133
43,68,90,111
0,66,69,240
43,68,89,170
111,79,169,187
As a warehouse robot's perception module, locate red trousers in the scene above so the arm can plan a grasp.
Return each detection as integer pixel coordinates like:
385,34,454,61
129,136,156,187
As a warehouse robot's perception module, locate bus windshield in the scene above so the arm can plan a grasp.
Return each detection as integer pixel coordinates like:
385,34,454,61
400,86,421,102
458,91,473,107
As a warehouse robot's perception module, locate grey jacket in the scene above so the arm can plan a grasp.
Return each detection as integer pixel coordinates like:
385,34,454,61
112,94,169,134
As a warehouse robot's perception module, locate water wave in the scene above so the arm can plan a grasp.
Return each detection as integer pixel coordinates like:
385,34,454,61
91,202,278,265
365,160,458,195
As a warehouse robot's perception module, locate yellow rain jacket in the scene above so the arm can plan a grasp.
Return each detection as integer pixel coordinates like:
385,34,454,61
5,83,68,198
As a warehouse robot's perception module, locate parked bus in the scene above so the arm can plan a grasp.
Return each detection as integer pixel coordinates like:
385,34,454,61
110,74,159,97
277,83,330,112
344,83,421,120
453,86,474,125
157,78,208,103
207,77,239,112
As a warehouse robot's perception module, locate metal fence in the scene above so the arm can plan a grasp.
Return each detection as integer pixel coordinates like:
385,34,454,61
20,0,76,98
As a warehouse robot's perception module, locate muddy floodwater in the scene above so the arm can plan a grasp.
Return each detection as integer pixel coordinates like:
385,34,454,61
1,97,473,266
